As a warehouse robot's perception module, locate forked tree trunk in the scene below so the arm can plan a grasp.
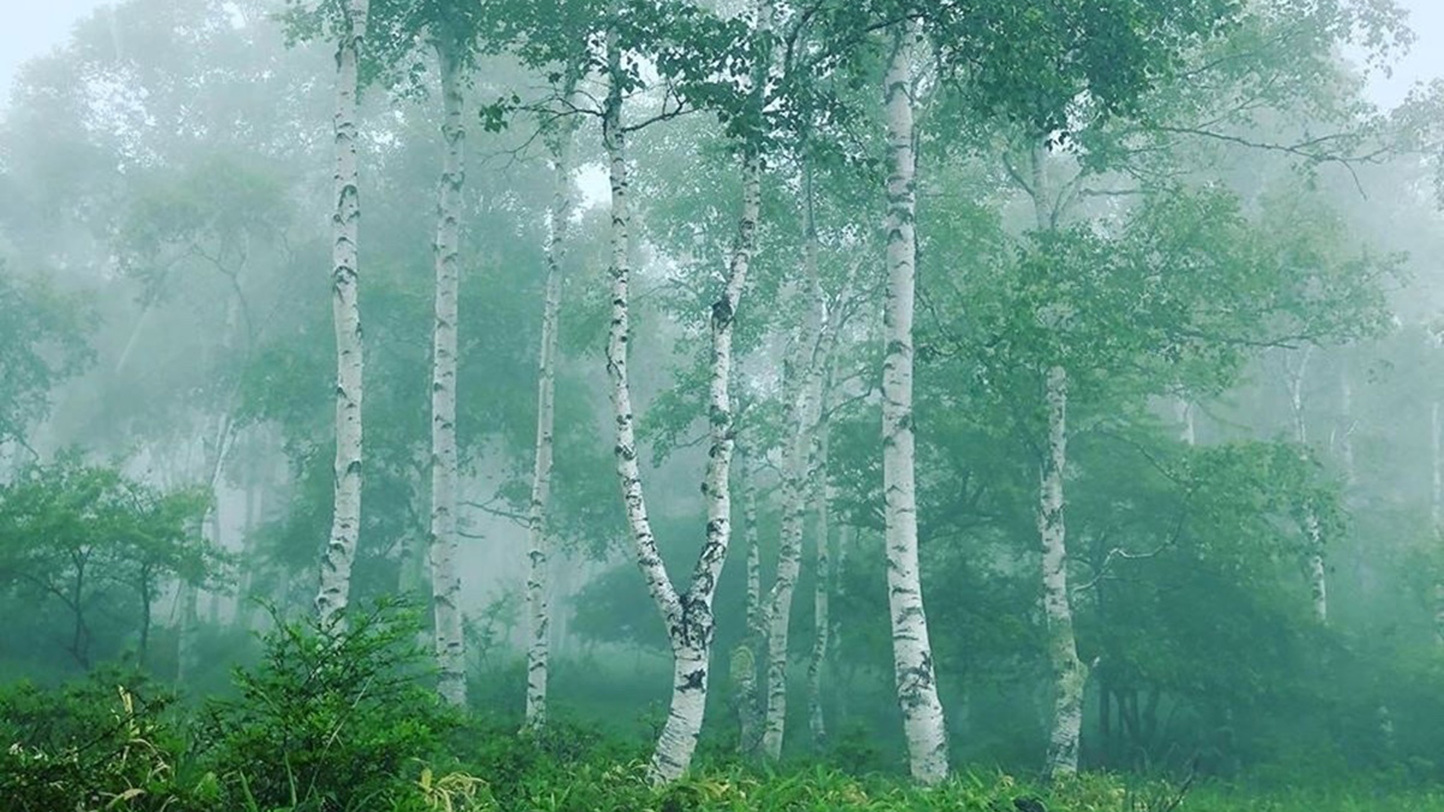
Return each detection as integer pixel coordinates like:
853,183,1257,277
880,23,949,785
603,0,769,780
316,0,369,625
525,69,581,732
602,18,757,780
1040,365,1085,778
429,37,467,708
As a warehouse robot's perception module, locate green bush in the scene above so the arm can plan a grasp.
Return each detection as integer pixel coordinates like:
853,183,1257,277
197,596,461,811
0,668,213,812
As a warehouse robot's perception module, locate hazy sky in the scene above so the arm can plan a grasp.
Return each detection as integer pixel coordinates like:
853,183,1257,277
1,0,1442,110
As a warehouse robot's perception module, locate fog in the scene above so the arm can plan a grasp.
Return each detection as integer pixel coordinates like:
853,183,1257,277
3,1,1444,810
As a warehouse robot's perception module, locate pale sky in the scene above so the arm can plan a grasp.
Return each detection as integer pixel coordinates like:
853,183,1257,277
1,0,1442,110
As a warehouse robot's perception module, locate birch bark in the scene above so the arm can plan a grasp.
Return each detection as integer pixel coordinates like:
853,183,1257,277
316,0,369,625
806,396,832,749
736,451,764,754
760,195,825,762
1039,364,1084,778
602,15,757,778
1026,146,1086,780
525,70,580,731
429,38,467,708
1287,348,1328,623
881,23,949,785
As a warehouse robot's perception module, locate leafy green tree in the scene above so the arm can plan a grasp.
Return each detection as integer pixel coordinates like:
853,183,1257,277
0,458,217,670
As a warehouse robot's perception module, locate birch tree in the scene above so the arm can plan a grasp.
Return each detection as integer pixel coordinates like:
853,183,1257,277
879,22,949,785
735,449,764,753
598,0,761,780
1285,347,1329,623
760,197,826,762
805,368,835,749
315,0,370,625
524,63,584,732
428,31,468,708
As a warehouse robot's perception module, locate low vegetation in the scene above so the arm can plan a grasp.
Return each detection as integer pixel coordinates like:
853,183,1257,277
2,599,1437,812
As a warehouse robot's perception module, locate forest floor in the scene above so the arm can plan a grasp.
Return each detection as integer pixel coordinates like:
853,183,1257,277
5,601,1441,812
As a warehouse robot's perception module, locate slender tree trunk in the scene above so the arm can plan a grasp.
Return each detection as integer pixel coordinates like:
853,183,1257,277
806,403,832,750
525,70,580,732
316,0,369,625
761,159,827,761
736,451,764,755
176,581,200,683
602,0,768,780
235,475,262,633
137,567,153,667
760,317,821,760
1287,348,1327,623
880,23,948,785
831,523,851,726
1026,146,1086,780
429,38,467,708
179,414,233,680
602,25,750,782
1040,365,1085,778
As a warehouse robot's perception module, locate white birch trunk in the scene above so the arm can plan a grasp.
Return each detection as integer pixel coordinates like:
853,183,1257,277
743,455,764,647
1040,365,1085,778
602,19,755,779
429,39,467,708
316,0,369,625
736,452,764,754
762,159,831,757
1288,348,1327,623
524,72,580,732
806,408,831,750
1026,146,1087,780
760,377,812,760
880,23,949,785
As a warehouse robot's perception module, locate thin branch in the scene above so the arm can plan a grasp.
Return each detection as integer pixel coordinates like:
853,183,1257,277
461,498,529,526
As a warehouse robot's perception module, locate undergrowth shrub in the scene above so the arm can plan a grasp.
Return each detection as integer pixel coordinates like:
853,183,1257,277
197,596,463,811
0,668,211,812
